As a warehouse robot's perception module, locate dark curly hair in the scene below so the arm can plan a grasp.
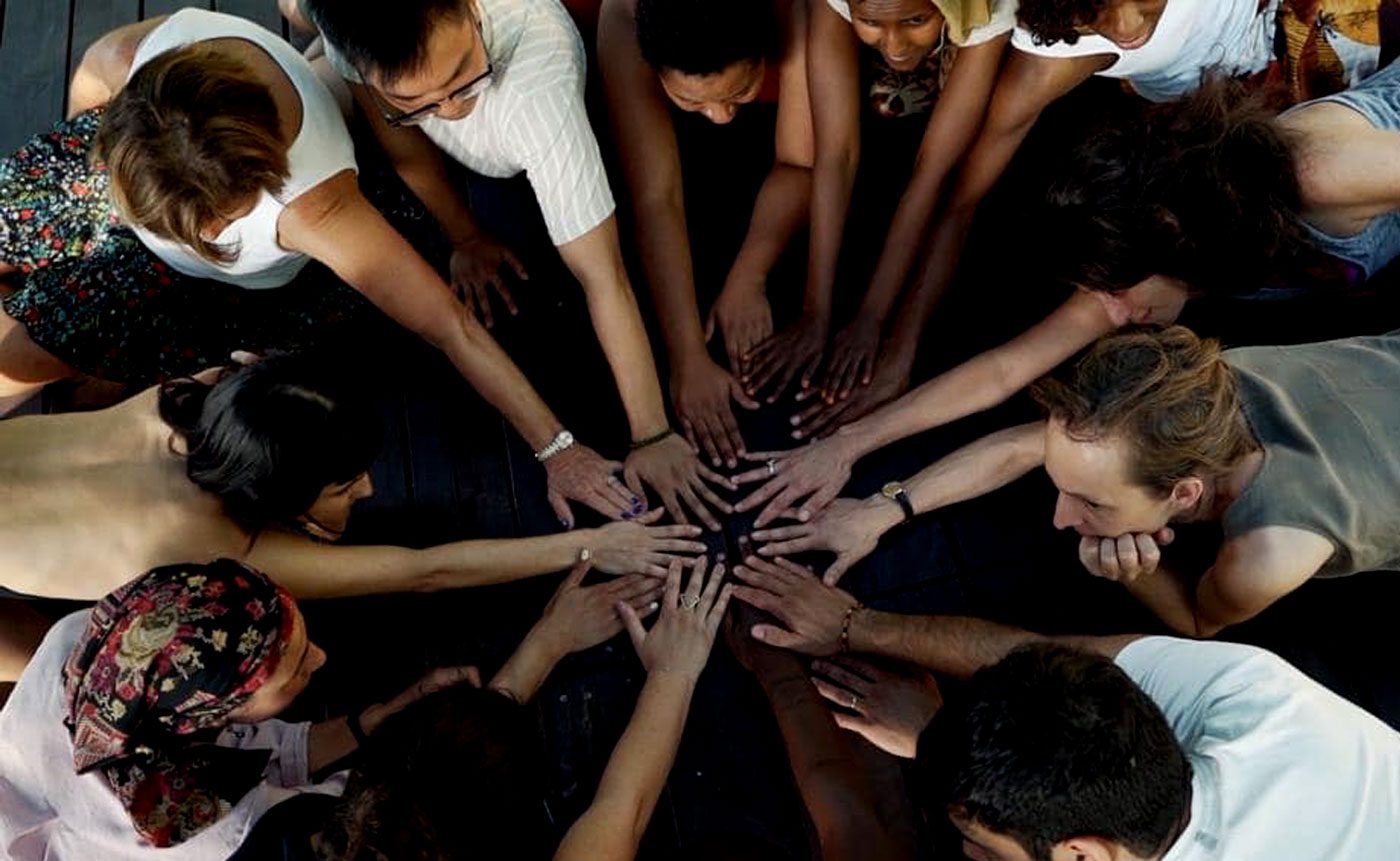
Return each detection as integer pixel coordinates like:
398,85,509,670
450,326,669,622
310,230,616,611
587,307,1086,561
635,0,779,76
1016,0,1110,45
1042,77,1318,297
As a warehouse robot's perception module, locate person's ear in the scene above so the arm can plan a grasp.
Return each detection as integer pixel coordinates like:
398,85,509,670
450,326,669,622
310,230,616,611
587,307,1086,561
1051,835,1119,861
1169,476,1204,515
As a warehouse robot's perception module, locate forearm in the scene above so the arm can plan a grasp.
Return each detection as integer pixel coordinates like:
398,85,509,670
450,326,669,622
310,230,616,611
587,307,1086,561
730,164,811,285
489,625,565,704
805,150,858,321
307,717,357,774
851,612,1048,679
554,672,696,861
881,201,978,357
858,165,952,325
247,529,614,600
1125,567,1217,638
393,156,484,246
433,317,567,449
631,193,708,366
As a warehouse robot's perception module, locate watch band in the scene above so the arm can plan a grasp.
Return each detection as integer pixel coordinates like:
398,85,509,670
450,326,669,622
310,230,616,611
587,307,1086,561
882,481,915,523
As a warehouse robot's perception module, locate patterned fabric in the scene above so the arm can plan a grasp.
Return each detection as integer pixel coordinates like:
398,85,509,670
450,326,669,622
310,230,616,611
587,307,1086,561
62,560,298,848
1264,0,1400,103
867,40,958,118
0,109,372,386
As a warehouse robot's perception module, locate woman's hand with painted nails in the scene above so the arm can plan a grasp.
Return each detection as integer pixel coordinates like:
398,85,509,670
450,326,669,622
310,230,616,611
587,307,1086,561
619,557,733,679
671,355,758,470
533,556,665,658
751,496,892,585
810,656,942,758
732,437,859,528
450,232,526,329
544,443,641,528
791,347,911,441
590,509,709,577
741,313,828,403
818,314,882,404
623,433,735,532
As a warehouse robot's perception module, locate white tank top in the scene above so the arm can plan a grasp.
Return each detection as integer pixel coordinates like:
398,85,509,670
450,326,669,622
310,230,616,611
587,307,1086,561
125,9,357,289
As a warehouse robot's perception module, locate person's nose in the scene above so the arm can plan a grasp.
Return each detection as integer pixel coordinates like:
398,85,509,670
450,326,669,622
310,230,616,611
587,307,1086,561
1052,494,1080,531
703,102,737,125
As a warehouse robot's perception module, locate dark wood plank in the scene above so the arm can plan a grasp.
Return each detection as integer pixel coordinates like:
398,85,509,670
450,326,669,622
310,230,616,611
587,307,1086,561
0,0,73,152
140,0,213,19
213,0,280,33
68,0,141,115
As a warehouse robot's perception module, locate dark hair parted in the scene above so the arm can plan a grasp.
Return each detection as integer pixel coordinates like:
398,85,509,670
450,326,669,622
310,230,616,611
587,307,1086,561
324,685,553,860
1031,326,1257,496
1044,77,1316,296
303,0,470,85
1016,0,1110,45
635,0,779,76
95,45,288,264
158,353,381,533
925,644,1191,861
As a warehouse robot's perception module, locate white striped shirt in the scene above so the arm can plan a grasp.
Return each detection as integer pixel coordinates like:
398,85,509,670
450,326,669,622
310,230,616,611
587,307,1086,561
323,0,615,245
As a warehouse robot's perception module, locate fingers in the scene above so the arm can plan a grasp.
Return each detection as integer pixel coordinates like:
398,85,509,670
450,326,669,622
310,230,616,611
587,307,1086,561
654,537,710,554
677,482,722,532
707,584,735,633
618,601,647,653
549,490,576,530
502,248,529,283
822,553,855,586
1078,536,1102,577
754,488,810,529
473,280,495,328
731,584,782,614
1134,532,1161,576
623,467,648,505
728,375,760,411
561,555,592,590
465,666,483,688
811,659,874,695
663,557,683,609
704,308,718,345
791,397,855,441
602,475,643,517
750,622,803,649
492,275,519,317
772,557,816,578
635,507,666,526
797,350,824,393
688,412,725,469
698,560,726,609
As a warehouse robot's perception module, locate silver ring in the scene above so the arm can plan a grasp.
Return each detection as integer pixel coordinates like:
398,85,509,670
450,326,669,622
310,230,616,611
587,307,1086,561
679,594,701,611
849,693,860,710
766,458,777,477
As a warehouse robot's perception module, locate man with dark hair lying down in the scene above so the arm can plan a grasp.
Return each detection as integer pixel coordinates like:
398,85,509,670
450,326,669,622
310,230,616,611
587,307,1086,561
745,326,1400,637
728,556,1400,861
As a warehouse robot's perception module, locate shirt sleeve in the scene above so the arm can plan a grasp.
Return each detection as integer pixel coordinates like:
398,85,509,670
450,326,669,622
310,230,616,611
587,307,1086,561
216,719,313,789
958,0,1017,46
1114,637,1309,747
508,78,616,246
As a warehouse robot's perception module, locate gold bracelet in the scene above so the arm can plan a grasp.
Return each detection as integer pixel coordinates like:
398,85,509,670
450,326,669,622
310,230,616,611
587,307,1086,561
839,602,864,654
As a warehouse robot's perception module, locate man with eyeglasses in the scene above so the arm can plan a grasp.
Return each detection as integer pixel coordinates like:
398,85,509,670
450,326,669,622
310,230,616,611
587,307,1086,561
286,0,734,531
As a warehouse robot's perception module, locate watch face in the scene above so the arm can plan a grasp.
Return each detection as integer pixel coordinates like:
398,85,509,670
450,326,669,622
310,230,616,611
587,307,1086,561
881,482,900,499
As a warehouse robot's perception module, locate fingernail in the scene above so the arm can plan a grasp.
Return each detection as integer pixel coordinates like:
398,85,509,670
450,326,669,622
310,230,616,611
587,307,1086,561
746,555,759,564
758,546,772,555
622,510,634,520
648,601,659,612
560,518,572,528
792,431,803,439
790,416,800,425
713,458,722,467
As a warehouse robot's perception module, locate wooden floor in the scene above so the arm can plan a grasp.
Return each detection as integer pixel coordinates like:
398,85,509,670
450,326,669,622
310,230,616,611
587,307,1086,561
0,0,286,153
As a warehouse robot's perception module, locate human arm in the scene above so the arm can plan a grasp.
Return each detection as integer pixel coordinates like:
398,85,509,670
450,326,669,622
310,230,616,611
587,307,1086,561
243,510,707,600
867,51,1111,385
821,34,1009,401
595,0,759,467
278,0,316,35
740,0,856,402
1081,526,1333,638
489,555,665,703
553,558,732,861
743,417,1046,571
67,17,167,117
278,173,639,523
729,556,1141,674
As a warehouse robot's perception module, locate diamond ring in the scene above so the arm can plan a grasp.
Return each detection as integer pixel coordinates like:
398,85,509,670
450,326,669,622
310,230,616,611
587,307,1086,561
766,458,778,477
679,594,701,610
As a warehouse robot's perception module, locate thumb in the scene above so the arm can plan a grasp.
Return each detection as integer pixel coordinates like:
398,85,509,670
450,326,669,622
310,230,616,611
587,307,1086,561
704,309,717,343
751,623,805,650
617,601,648,655
823,555,853,586
549,490,575,530
562,554,591,590
1153,526,1176,546
729,375,760,410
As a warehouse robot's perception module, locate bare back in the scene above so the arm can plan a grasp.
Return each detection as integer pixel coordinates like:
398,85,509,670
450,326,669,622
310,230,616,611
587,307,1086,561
0,389,246,599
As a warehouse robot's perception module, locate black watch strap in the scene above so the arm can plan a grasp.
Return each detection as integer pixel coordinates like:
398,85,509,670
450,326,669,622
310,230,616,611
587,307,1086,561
893,488,915,522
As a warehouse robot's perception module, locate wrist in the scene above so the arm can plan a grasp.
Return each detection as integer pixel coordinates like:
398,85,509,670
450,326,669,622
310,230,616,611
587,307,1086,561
356,704,385,738
830,423,874,463
674,346,716,375
524,619,571,664
859,493,904,536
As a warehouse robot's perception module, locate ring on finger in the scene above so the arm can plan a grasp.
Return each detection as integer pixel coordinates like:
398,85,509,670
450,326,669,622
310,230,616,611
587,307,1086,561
849,692,860,710
766,458,778,477
679,593,701,611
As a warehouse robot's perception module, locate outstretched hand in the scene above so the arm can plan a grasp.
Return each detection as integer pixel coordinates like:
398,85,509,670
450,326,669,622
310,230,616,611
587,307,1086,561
810,656,942,758
544,443,642,529
730,556,859,655
741,314,827,404
624,433,735,532
732,437,859,528
590,509,708,577
619,556,733,679
751,496,892,585
533,554,665,657
450,233,526,329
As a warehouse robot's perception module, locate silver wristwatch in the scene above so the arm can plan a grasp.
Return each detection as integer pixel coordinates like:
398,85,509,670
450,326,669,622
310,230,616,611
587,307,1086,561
535,430,576,462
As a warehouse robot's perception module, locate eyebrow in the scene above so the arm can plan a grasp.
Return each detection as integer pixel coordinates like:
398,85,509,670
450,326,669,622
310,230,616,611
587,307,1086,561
384,36,481,102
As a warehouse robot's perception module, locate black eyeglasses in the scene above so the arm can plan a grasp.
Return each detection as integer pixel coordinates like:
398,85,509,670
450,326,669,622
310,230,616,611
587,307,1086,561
379,61,493,127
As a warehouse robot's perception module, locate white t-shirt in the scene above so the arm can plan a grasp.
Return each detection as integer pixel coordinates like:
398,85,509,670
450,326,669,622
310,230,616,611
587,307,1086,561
1011,0,1279,102
0,612,345,861
825,0,1016,47
1115,637,1400,861
126,9,357,289
322,0,615,246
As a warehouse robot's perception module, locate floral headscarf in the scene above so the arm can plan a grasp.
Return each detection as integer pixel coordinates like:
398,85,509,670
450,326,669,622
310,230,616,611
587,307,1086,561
63,559,298,847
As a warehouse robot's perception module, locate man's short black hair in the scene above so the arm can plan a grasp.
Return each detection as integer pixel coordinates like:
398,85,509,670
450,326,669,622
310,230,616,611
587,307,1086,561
919,644,1192,861
635,0,779,76
303,0,470,84
1016,0,1111,46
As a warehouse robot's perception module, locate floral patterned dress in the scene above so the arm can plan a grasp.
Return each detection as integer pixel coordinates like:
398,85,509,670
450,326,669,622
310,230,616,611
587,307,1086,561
0,109,371,385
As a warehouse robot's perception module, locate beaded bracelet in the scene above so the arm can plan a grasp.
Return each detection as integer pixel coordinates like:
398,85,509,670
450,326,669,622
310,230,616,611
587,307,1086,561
630,427,675,451
839,602,865,654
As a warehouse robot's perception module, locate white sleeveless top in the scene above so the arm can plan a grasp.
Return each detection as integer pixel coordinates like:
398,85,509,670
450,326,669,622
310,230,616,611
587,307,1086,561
126,9,357,289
